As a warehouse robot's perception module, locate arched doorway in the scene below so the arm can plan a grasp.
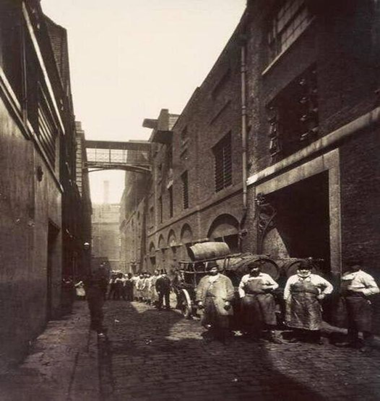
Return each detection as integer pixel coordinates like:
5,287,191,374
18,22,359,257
148,242,156,272
207,214,240,253
167,230,178,273
158,235,167,271
180,224,193,261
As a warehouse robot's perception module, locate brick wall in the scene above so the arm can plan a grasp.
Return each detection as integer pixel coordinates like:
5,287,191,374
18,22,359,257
340,127,380,331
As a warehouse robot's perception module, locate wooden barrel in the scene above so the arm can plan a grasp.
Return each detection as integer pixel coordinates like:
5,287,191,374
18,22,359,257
188,242,231,261
226,254,280,281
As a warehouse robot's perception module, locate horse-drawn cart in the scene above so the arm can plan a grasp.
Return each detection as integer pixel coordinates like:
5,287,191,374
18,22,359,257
173,242,281,320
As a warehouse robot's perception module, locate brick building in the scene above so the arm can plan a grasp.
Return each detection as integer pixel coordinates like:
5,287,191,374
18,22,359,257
121,0,380,328
121,29,247,273
241,0,380,327
0,0,91,370
120,170,150,273
242,1,380,266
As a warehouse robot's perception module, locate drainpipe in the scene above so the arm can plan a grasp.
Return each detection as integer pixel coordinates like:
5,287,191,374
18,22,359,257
241,40,248,213
239,37,248,252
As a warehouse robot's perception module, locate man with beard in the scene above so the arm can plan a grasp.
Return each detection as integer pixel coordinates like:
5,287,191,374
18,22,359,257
238,260,282,343
341,259,379,352
196,261,235,343
284,259,333,344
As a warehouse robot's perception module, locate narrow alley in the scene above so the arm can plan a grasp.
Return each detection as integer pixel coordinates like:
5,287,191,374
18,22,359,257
1,1,380,400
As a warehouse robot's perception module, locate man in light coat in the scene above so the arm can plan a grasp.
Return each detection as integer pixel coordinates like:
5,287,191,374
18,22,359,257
196,260,235,343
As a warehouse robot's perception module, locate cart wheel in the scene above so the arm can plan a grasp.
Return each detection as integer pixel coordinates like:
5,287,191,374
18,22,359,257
181,302,192,319
180,289,193,319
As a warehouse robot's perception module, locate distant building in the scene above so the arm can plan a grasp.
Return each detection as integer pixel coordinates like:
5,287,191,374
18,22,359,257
92,201,121,271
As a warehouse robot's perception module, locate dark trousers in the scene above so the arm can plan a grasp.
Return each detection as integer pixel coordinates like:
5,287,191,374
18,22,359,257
124,286,134,301
87,292,104,333
345,294,373,344
158,291,170,309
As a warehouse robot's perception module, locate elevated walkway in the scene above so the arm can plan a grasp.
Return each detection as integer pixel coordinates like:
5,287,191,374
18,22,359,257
85,140,151,173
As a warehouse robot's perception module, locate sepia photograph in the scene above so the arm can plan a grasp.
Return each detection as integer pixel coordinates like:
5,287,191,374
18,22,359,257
0,0,379,400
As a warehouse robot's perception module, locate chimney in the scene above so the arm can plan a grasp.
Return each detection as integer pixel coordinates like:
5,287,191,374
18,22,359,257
103,180,110,204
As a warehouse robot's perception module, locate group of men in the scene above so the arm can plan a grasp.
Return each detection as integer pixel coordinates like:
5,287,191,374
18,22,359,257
83,269,173,336
108,272,134,301
195,258,379,350
84,257,379,351
133,270,172,311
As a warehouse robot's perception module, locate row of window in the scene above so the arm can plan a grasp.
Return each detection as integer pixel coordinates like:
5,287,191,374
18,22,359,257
152,132,232,225
150,0,314,225
1,6,60,170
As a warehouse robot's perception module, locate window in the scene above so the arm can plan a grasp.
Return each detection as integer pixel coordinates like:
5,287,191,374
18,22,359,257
159,196,163,223
213,133,232,192
157,163,162,182
181,126,188,145
149,206,154,226
211,69,231,100
1,9,24,103
167,145,173,169
168,186,173,218
181,171,189,209
268,0,312,61
38,84,58,167
266,66,318,162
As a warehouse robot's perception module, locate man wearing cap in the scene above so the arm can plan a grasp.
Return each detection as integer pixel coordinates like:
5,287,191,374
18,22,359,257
196,261,235,343
284,259,333,343
341,259,379,351
238,260,281,343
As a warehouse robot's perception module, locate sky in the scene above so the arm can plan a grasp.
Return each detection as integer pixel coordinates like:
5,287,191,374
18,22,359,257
42,0,246,203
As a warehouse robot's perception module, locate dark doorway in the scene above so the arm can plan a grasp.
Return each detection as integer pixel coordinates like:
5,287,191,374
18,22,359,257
267,171,331,273
47,223,59,320
215,234,239,254
149,256,156,272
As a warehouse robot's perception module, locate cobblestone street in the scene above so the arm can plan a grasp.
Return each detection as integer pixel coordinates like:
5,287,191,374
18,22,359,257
1,300,380,401
102,301,380,401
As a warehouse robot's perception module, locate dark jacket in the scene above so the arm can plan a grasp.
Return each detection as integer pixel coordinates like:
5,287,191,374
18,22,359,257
156,276,171,294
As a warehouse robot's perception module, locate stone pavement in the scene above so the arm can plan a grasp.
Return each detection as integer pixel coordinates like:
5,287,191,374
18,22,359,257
104,301,380,401
1,300,380,401
0,302,99,401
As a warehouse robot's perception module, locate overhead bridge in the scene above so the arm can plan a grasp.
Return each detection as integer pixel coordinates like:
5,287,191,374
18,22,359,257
84,140,151,173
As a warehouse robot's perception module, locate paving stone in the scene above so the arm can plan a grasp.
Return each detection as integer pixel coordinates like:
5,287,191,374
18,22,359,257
2,300,380,400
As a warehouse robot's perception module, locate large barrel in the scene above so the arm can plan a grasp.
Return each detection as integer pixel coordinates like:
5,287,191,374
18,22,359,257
275,258,318,278
226,253,280,281
188,242,231,261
